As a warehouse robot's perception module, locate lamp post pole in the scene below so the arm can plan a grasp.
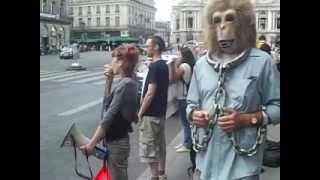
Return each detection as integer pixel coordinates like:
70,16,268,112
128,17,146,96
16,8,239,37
66,21,86,71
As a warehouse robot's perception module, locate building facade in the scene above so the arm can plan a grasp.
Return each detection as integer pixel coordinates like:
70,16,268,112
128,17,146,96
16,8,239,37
255,0,280,47
155,21,171,46
40,0,72,50
171,0,207,45
68,0,156,43
171,0,280,47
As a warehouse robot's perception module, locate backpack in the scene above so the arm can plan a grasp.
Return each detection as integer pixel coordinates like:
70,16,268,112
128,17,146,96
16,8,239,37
263,139,280,168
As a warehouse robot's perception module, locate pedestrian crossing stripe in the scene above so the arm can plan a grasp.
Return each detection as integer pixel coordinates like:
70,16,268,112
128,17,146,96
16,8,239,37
40,71,89,82
72,75,105,83
40,71,79,78
55,71,102,82
40,70,145,87
93,80,106,85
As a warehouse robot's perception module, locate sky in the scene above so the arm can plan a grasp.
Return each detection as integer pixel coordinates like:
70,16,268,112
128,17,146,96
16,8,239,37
155,0,178,22
154,0,258,22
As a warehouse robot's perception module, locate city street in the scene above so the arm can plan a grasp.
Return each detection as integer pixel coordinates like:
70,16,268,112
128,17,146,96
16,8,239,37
40,51,279,180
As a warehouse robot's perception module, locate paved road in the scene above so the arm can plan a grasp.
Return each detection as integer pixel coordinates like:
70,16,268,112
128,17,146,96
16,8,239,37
40,51,279,180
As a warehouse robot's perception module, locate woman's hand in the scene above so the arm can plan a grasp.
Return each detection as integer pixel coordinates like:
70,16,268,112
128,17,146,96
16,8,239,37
79,142,95,156
103,64,113,80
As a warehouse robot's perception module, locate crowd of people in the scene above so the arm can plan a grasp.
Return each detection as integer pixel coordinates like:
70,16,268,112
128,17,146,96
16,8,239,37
77,0,279,180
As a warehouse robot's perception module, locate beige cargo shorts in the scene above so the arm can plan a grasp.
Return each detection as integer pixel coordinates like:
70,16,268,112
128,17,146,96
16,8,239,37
138,116,166,163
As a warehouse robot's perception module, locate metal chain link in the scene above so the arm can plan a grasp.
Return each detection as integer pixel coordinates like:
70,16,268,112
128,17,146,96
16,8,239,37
191,62,267,156
191,64,225,152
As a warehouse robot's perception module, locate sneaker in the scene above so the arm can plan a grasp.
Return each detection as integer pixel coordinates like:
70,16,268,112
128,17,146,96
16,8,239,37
159,174,167,180
176,146,191,153
174,144,183,149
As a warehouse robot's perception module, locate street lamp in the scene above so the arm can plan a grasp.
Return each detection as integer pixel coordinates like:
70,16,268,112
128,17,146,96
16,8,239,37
66,20,86,71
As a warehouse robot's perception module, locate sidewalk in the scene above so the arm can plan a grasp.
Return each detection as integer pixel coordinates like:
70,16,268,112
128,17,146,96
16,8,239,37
137,117,280,180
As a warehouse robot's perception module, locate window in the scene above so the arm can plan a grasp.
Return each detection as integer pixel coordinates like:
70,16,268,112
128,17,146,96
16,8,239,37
188,17,193,29
97,6,100,14
106,17,110,26
115,5,120,13
41,0,47,13
87,18,91,26
69,7,73,16
258,11,267,30
79,7,82,16
276,12,280,30
78,18,83,26
51,1,56,14
259,18,266,30
88,6,91,15
97,17,100,26
115,16,120,26
176,19,180,30
106,5,110,13
276,17,280,29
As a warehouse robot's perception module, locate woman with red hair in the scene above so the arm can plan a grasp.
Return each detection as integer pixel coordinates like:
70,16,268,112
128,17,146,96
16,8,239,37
80,44,140,180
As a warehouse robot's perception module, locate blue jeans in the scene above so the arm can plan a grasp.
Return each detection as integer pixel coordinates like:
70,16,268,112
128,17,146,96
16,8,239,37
177,97,192,149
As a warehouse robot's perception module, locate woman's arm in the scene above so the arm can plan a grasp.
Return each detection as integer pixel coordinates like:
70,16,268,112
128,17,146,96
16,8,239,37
80,81,129,155
170,59,185,81
80,125,106,154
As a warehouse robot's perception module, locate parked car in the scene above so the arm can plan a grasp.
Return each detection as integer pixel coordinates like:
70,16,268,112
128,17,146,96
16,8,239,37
59,45,73,59
40,46,48,55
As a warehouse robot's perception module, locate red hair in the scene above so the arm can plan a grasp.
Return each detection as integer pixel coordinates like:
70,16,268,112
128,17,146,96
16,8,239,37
112,44,139,77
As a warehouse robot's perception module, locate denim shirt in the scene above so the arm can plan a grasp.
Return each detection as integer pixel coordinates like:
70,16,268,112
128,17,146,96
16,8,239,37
186,48,280,180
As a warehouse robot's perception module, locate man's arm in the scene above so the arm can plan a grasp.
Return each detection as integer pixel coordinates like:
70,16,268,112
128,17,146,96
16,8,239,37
138,83,157,120
218,58,280,132
259,56,280,125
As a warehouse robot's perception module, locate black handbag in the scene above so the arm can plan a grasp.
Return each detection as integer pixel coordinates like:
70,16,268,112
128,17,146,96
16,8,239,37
263,139,280,168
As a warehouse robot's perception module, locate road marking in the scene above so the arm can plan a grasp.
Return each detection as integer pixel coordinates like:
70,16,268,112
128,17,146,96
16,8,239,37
58,98,103,116
55,71,102,82
137,129,183,180
72,75,105,83
93,80,106,85
40,71,77,78
40,70,58,73
40,71,89,82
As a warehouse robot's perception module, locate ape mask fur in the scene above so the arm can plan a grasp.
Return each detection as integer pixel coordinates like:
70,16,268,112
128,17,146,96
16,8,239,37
205,0,256,56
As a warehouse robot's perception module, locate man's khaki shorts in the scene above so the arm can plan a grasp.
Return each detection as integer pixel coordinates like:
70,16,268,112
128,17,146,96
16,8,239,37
138,116,166,163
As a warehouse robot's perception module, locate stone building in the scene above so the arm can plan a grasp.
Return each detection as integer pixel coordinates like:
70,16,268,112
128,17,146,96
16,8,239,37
155,21,171,46
68,0,156,43
171,0,207,45
255,0,280,47
40,0,72,50
171,0,280,47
